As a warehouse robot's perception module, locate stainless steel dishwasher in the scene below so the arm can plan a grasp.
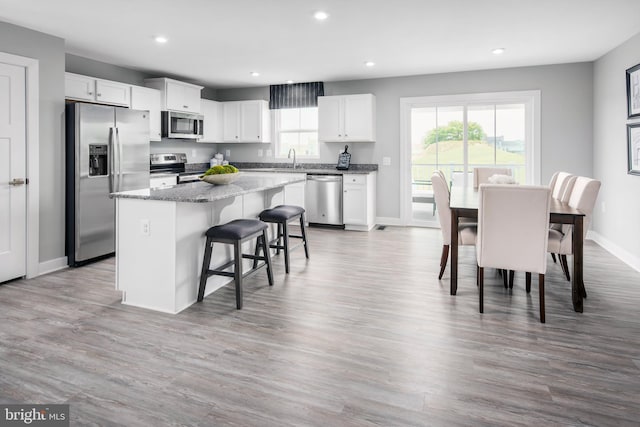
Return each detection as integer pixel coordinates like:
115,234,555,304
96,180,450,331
305,174,343,226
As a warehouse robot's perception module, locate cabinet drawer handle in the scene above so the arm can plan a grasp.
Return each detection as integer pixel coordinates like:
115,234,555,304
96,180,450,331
338,134,342,137
183,105,189,109
88,91,93,95
97,93,102,97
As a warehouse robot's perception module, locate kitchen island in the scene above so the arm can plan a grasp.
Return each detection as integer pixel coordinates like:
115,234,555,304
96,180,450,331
110,172,306,314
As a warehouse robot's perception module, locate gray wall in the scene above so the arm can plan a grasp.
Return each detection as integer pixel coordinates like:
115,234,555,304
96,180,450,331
217,63,595,219
0,21,65,263
593,32,640,262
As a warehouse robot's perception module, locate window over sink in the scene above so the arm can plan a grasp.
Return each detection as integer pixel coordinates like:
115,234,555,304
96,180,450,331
274,107,319,158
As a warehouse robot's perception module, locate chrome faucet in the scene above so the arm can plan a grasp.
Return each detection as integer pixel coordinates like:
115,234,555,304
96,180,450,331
288,148,297,169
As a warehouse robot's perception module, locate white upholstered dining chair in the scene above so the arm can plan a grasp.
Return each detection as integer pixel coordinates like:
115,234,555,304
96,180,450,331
547,177,601,286
548,171,577,267
476,184,551,323
473,167,512,189
432,171,477,279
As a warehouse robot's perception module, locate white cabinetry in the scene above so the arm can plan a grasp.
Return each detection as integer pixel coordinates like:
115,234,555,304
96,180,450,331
200,99,224,143
284,180,306,211
130,85,162,141
144,77,203,114
150,174,178,188
343,172,376,231
65,72,131,106
318,94,376,142
222,100,270,143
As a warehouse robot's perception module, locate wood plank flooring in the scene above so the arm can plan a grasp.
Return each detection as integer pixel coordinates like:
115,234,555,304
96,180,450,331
1,226,639,426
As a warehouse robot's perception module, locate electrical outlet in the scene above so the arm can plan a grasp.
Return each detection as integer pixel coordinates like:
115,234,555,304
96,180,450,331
140,219,150,236
383,157,391,166
191,149,197,158
257,149,263,157
266,149,272,157
225,149,231,158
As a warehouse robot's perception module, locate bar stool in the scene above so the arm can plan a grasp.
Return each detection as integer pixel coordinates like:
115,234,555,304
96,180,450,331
258,205,309,273
197,219,273,309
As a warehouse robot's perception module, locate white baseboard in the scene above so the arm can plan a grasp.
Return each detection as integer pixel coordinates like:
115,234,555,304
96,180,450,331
588,231,640,273
375,216,403,226
38,257,68,276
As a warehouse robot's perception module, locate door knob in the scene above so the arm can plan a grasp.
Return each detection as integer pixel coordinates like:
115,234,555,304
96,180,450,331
9,178,27,186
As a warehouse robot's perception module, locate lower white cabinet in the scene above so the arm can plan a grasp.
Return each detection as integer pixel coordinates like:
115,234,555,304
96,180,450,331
150,175,178,188
284,180,306,212
130,85,162,141
343,172,376,231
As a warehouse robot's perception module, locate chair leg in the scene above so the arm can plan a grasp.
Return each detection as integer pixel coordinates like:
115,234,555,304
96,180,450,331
262,230,274,286
478,266,484,313
234,241,243,309
276,223,282,255
197,237,213,302
551,253,557,263
283,221,290,274
525,272,531,293
252,236,260,269
509,270,515,289
539,274,545,323
502,269,508,289
438,245,449,280
560,255,571,281
300,214,310,259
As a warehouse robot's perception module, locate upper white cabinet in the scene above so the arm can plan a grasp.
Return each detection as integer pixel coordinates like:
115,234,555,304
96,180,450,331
318,94,376,142
65,72,131,106
130,85,162,141
200,99,224,143
222,100,271,143
144,77,203,114
343,172,377,231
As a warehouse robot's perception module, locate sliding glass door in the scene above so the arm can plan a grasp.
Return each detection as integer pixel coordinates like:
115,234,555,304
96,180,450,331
401,91,539,227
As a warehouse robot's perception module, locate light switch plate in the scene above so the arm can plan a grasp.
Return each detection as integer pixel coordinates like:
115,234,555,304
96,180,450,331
257,149,263,157
266,149,272,157
383,157,391,166
191,149,197,158
225,149,231,158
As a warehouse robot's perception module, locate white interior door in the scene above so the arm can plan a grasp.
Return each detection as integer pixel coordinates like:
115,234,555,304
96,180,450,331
0,62,27,282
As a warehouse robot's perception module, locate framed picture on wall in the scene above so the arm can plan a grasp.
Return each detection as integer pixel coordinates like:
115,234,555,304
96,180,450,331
626,63,640,118
628,123,640,176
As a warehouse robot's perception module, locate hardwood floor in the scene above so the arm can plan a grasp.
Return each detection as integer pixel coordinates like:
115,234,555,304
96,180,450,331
1,226,639,426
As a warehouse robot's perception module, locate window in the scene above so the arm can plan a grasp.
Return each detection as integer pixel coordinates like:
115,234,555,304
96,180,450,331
400,90,540,226
275,107,319,158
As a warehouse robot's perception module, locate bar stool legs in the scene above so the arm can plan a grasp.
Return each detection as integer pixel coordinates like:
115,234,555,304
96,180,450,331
198,219,273,309
260,206,309,274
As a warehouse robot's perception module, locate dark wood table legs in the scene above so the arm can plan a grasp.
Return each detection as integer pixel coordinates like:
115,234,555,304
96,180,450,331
572,216,584,313
450,210,459,295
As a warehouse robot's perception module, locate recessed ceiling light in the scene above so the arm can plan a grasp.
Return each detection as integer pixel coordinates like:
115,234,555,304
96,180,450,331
492,48,505,55
154,36,168,44
364,61,375,67
314,11,329,21
250,71,260,77
286,80,294,84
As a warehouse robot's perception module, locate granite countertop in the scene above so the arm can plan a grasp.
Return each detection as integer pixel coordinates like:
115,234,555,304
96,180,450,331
110,172,305,203
234,162,378,175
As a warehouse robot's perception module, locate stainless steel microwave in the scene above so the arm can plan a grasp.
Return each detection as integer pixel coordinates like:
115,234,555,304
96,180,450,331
161,111,204,139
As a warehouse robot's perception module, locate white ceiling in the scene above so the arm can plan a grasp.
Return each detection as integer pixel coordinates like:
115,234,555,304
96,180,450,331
2,0,640,89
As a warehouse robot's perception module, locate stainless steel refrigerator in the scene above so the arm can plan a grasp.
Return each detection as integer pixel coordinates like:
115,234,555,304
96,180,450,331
65,102,150,266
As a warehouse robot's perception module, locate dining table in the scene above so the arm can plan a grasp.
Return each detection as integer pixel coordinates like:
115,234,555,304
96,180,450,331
449,187,587,312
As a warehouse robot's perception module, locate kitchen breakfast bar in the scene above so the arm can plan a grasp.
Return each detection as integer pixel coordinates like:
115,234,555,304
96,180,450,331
110,172,306,314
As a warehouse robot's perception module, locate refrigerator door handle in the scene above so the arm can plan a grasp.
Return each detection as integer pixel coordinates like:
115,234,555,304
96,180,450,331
109,127,115,193
115,127,123,192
